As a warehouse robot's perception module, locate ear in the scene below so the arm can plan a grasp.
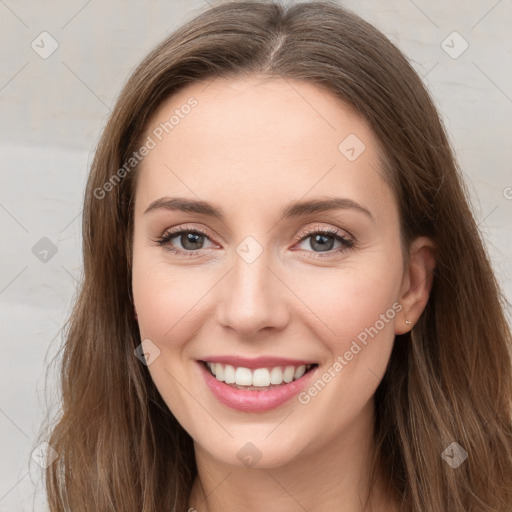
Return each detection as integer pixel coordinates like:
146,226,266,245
395,236,436,335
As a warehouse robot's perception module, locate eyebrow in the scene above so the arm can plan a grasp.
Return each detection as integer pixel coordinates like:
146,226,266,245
143,196,374,222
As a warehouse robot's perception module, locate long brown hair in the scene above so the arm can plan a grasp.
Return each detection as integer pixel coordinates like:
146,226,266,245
40,1,512,510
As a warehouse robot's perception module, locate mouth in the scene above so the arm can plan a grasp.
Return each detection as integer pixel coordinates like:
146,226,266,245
200,360,319,391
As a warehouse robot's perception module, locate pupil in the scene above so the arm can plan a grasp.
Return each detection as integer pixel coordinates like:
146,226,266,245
311,234,334,252
182,232,203,250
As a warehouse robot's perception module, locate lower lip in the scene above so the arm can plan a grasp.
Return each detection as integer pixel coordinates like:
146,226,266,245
198,361,318,412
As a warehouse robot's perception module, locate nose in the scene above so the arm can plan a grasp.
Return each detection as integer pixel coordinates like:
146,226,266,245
216,249,290,337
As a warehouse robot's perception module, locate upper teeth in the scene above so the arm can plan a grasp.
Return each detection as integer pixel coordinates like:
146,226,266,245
206,362,313,387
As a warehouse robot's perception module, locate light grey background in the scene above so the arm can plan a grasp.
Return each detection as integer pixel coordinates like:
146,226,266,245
1,0,511,510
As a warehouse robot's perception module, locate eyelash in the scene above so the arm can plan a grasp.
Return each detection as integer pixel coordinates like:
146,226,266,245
152,224,355,259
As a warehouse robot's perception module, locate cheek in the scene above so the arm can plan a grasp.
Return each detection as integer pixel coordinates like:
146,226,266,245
287,252,403,362
294,260,402,340
132,248,218,348
133,267,192,342
131,253,209,421
289,266,401,426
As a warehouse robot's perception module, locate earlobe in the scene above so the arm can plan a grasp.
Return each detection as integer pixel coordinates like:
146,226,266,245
395,236,436,335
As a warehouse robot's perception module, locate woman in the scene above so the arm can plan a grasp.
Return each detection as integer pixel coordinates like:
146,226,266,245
41,1,512,511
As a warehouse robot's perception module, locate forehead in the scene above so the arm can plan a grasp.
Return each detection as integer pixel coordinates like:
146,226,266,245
134,76,394,221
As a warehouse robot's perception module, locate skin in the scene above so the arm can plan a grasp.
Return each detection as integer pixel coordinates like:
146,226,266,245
131,75,435,511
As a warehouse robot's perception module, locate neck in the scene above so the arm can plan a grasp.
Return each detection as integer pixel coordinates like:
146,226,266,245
187,398,398,512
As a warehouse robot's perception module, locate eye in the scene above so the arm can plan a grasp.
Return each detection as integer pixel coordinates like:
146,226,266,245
153,224,355,258
153,225,215,255
293,225,354,258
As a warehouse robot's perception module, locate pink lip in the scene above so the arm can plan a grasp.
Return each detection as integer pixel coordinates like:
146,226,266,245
198,355,316,370
197,360,318,412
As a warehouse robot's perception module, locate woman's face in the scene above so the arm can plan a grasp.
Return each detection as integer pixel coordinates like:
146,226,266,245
131,76,411,468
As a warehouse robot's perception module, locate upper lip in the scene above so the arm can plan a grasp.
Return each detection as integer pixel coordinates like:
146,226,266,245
199,356,317,369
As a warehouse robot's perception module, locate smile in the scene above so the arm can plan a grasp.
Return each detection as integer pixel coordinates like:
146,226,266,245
203,361,317,389
197,360,319,412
